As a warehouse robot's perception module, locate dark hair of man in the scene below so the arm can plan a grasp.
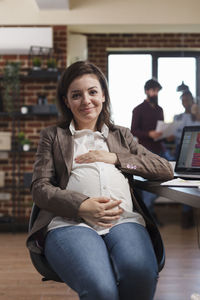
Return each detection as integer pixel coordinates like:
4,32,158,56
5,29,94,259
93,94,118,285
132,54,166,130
144,79,162,91
56,60,113,131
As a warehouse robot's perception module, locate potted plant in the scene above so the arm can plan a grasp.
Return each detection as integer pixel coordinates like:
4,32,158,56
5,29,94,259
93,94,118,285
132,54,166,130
17,132,31,151
46,57,57,71
32,57,42,70
2,61,21,113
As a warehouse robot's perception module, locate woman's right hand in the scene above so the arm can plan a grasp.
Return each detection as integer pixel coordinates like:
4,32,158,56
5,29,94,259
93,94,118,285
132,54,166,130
78,197,123,228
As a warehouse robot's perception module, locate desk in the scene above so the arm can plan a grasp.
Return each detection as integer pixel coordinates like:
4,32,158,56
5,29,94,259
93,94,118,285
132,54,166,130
134,177,200,208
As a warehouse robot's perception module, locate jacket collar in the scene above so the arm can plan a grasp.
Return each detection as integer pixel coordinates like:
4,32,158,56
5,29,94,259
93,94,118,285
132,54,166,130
57,126,74,174
57,124,121,172
69,120,109,139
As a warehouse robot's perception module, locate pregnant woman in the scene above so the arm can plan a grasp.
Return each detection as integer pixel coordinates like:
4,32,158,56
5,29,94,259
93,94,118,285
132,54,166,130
27,60,173,300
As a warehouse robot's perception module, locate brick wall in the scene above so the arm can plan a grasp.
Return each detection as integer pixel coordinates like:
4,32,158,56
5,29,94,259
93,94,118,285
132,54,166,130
0,26,67,224
1,31,200,225
86,33,200,75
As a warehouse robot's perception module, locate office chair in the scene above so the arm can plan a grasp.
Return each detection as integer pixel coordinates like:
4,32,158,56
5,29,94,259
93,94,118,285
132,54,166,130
28,191,165,279
28,203,63,282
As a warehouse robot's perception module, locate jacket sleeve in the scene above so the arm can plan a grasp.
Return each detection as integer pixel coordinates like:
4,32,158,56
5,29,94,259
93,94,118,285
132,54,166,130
116,127,174,181
31,127,88,219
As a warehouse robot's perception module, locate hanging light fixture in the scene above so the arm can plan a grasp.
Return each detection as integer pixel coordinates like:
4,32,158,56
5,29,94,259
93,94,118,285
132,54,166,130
176,81,189,92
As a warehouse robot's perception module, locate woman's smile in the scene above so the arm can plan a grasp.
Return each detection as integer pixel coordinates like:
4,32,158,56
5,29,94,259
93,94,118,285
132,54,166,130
81,106,94,111
80,106,95,113
66,74,105,130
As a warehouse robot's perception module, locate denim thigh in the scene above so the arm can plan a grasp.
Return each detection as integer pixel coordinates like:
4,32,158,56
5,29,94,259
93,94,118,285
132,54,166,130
44,223,158,300
44,226,119,300
103,222,159,300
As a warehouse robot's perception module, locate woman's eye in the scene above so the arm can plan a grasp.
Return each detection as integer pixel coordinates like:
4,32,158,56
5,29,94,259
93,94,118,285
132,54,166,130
90,90,97,95
71,93,80,100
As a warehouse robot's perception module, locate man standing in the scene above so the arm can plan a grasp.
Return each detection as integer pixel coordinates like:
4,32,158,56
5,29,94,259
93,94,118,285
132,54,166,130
131,79,164,224
131,79,163,155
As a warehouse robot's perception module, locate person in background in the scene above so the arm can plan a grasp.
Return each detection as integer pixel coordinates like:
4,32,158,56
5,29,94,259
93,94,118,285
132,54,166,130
131,79,168,225
26,61,173,300
173,90,200,228
131,79,164,155
174,90,200,156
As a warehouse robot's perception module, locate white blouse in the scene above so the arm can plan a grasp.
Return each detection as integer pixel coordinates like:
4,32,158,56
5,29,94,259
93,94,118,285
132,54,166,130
47,122,145,235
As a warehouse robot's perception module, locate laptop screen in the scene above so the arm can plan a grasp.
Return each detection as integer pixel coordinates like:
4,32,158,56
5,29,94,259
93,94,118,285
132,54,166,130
175,126,200,173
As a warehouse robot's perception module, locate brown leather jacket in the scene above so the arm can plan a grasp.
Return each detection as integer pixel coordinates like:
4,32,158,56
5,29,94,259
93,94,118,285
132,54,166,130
26,124,173,270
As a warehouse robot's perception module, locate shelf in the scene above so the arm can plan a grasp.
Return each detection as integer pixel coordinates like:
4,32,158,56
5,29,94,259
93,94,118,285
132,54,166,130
5,148,36,153
0,69,59,230
0,185,14,190
22,69,61,81
0,185,30,189
0,220,28,232
21,111,58,117
0,215,15,224
0,112,10,117
0,69,62,82
0,150,10,153
0,111,58,118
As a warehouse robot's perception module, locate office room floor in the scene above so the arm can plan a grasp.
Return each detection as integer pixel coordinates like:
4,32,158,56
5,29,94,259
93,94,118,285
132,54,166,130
0,204,200,300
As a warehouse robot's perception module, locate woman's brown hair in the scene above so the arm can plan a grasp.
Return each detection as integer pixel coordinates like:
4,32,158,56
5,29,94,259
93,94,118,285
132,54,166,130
56,61,113,130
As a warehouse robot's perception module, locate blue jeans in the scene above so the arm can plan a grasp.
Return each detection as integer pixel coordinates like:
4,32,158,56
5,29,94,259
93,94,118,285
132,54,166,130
44,222,158,300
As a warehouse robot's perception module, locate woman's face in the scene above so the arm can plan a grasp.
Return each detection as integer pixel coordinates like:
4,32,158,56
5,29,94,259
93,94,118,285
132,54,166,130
65,74,105,130
181,95,193,112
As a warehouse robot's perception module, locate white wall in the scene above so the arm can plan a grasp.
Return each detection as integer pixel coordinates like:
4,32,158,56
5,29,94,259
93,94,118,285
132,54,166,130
0,0,200,33
0,27,53,54
67,34,88,65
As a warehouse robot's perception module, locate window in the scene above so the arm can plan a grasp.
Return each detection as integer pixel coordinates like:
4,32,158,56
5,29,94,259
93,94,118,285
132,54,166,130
108,51,200,127
158,57,196,122
108,54,152,128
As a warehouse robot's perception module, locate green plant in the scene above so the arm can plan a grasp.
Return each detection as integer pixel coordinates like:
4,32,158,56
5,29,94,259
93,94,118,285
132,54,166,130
47,57,57,69
2,61,21,113
32,57,42,68
18,132,31,146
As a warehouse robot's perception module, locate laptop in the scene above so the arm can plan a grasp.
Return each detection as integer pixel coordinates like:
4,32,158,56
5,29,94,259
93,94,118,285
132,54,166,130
173,126,200,179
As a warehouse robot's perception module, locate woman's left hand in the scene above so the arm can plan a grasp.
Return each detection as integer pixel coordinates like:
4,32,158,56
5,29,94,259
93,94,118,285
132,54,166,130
75,150,118,165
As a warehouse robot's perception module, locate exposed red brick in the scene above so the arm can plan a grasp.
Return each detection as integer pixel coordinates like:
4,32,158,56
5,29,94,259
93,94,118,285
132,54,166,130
2,55,18,60
86,33,200,73
2,29,200,221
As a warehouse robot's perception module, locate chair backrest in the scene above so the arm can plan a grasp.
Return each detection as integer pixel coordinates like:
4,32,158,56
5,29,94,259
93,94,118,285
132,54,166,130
28,203,63,282
131,187,165,272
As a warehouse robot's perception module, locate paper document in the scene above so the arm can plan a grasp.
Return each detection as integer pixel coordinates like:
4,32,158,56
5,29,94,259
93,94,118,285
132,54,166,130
161,178,200,187
155,120,181,140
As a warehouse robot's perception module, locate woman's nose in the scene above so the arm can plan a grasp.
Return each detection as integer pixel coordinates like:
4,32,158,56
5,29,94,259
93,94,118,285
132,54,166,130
82,93,91,104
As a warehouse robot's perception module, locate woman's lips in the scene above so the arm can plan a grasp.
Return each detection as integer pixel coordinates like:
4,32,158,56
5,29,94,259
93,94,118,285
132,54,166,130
80,107,94,112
